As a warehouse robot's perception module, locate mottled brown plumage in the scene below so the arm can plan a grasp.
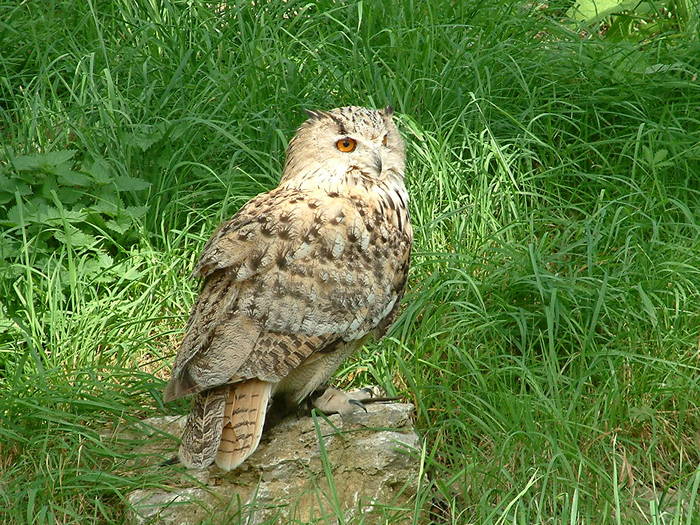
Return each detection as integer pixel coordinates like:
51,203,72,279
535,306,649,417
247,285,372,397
164,106,412,471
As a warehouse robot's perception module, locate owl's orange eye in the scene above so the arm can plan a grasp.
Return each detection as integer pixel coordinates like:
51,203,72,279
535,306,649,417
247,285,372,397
336,137,357,153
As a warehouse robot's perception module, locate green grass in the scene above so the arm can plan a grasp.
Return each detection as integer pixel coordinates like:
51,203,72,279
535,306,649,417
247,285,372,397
1,0,700,523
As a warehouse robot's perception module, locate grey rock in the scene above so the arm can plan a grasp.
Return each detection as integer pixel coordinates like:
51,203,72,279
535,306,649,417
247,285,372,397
125,402,421,524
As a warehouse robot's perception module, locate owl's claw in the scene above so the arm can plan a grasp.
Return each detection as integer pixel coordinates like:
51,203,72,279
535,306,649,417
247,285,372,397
359,387,374,398
348,398,368,412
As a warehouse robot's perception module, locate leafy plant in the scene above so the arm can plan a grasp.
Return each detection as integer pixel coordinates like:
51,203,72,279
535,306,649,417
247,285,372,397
0,149,149,279
566,0,698,41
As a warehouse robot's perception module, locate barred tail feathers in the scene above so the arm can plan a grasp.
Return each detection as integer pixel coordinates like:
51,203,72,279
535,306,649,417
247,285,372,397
215,379,273,471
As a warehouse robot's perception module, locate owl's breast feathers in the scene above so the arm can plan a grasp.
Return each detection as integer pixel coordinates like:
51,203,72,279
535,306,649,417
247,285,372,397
164,183,412,402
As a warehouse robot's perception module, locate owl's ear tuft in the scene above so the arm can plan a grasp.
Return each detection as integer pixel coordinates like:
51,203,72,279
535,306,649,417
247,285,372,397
383,106,394,117
304,109,325,120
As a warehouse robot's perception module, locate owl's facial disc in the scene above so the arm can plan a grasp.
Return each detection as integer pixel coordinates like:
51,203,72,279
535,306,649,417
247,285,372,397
280,106,405,187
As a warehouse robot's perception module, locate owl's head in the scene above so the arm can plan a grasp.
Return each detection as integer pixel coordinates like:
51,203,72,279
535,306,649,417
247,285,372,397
280,106,405,186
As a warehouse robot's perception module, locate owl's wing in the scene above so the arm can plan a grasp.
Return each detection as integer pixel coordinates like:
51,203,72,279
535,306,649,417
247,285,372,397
164,186,411,401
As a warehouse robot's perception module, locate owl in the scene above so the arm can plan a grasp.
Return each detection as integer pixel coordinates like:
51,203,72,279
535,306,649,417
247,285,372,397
164,106,412,471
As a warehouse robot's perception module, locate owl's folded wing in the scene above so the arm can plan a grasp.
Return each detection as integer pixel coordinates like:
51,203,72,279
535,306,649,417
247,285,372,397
164,185,410,401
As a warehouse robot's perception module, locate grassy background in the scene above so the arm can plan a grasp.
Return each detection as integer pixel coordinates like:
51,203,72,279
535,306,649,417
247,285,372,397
1,0,699,523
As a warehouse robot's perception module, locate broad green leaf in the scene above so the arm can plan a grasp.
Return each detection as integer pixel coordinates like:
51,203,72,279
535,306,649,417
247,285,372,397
33,205,87,224
39,178,58,200
55,187,83,205
54,226,97,248
0,236,20,259
113,176,151,192
124,206,147,219
96,251,114,269
0,191,13,205
84,158,112,185
82,251,115,278
0,174,33,195
123,125,164,151
653,149,668,163
89,200,119,216
55,166,93,187
567,0,642,24
11,150,77,171
105,217,131,235
11,169,47,185
6,198,46,224
91,187,124,215
4,204,24,226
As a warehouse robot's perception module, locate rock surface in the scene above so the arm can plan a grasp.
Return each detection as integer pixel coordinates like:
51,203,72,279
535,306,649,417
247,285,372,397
125,402,421,524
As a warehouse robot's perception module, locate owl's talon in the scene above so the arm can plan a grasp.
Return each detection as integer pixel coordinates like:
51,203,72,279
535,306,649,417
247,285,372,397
360,387,374,398
349,399,368,412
